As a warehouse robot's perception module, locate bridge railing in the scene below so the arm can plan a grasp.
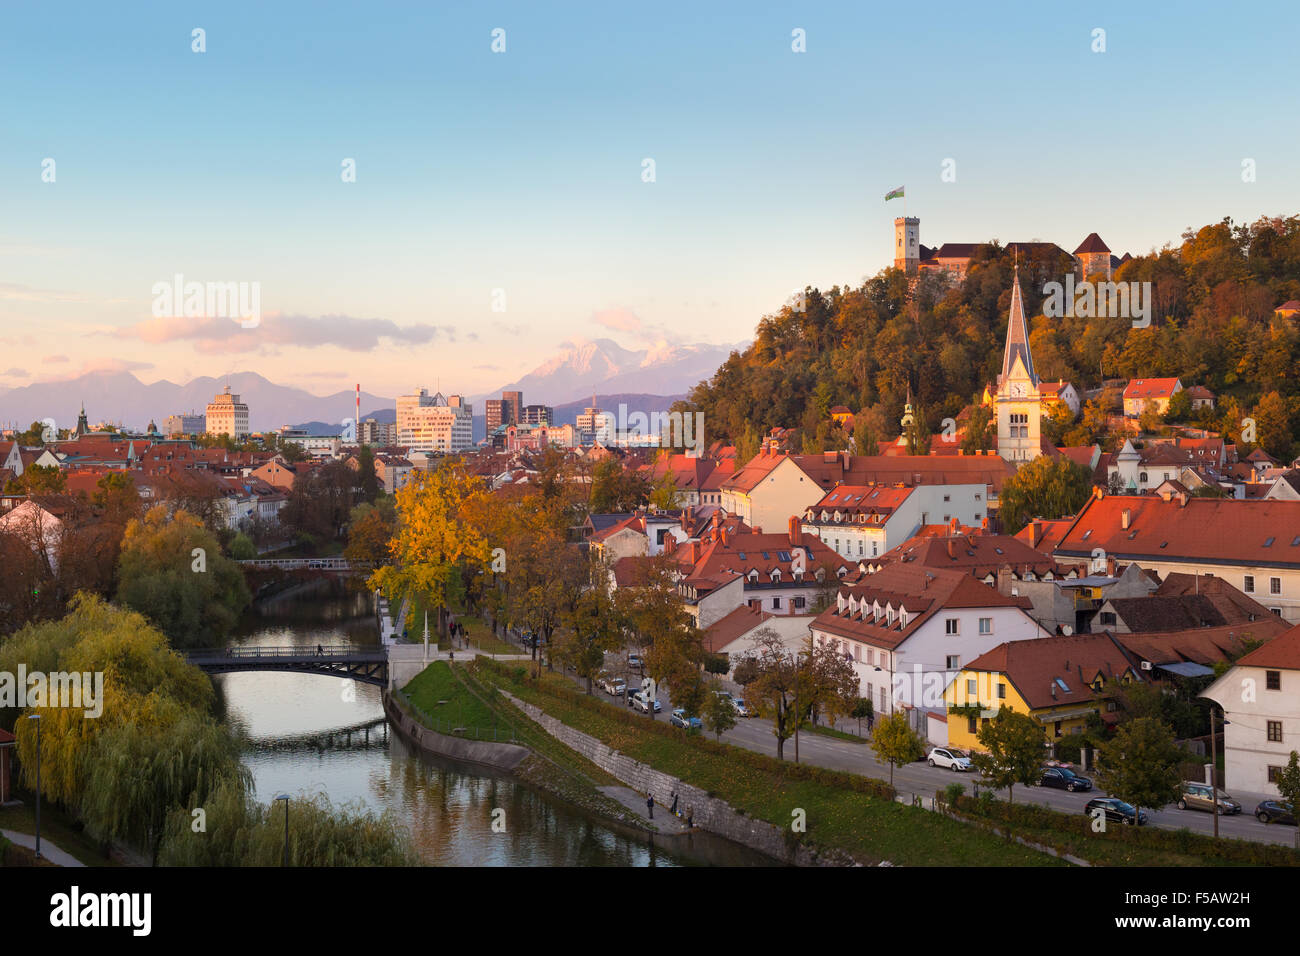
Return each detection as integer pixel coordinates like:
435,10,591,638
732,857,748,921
391,688,519,744
236,558,373,570
184,645,386,661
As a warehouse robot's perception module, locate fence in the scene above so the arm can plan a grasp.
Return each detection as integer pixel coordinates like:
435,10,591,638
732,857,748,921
390,687,519,744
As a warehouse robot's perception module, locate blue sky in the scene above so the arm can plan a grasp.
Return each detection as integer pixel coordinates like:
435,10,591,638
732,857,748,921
2,0,1297,397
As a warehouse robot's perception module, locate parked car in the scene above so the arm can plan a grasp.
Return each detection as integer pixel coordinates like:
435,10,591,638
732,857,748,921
1255,800,1297,826
1177,782,1241,815
730,697,752,718
1038,766,1093,792
927,747,972,772
670,708,702,730
1084,797,1147,826
627,653,643,671
631,691,661,714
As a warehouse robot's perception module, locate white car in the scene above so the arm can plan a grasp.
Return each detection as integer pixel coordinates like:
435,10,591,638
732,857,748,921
730,697,752,717
927,747,972,772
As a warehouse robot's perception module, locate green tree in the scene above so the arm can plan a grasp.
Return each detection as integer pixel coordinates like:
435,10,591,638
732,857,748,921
116,507,252,648
851,697,873,736
355,444,381,502
558,583,624,694
704,681,738,740
869,711,925,786
1094,716,1184,824
969,708,1045,804
960,404,995,454
998,455,1093,535
742,629,802,759
229,531,257,560
1273,751,1300,849
4,463,66,495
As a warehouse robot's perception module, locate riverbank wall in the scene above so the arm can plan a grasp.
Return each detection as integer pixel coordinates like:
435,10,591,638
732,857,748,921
382,690,530,773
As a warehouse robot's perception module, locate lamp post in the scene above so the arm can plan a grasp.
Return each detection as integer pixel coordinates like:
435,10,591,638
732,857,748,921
1200,698,1228,839
274,794,289,866
27,714,41,860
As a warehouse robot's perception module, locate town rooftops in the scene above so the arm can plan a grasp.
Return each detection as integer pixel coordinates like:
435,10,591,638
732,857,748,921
1233,622,1300,670
1115,620,1289,669
702,603,774,654
877,531,1074,580
1123,378,1181,401
964,631,1137,710
1053,492,1300,568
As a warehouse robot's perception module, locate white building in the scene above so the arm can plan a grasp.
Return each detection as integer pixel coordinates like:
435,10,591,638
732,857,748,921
1205,624,1300,796
800,483,988,561
206,386,249,439
397,389,473,454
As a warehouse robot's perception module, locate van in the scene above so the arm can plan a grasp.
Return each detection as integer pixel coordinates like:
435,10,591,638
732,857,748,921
1177,781,1241,815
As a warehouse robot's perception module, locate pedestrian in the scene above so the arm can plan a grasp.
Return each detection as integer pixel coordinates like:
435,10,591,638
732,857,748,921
670,792,679,817
646,794,654,819
685,807,693,829
316,643,323,655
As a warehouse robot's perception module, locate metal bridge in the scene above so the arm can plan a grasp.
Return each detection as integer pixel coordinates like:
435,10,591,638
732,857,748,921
244,717,390,751
184,644,389,686
237,557,372,572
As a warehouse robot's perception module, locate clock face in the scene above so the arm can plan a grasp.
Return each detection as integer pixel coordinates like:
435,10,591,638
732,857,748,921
1010,382,1026,397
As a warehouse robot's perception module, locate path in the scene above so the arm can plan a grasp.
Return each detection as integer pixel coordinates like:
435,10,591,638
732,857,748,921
596,787,694,834
2,829,86,867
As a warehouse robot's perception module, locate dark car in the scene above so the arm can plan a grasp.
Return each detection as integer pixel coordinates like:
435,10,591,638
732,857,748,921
1039,766,1093,792
1084,797,1148,826
1255,800,1297,826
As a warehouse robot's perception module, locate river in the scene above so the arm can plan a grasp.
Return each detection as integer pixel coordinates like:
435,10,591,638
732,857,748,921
214,578,775,866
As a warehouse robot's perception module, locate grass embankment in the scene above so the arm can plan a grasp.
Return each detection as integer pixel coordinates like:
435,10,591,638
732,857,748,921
0,794,122,867
472,660,1063,867
810,725,867,745
398,661,651,831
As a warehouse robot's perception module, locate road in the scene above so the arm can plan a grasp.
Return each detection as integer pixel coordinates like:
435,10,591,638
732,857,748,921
584,651,1300,849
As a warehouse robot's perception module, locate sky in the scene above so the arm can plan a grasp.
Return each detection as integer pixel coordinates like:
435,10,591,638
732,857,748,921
2,0,1297,398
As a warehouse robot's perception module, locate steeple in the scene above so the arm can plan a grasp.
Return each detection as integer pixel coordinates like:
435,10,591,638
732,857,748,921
75,402,89,437
999,264,1037,387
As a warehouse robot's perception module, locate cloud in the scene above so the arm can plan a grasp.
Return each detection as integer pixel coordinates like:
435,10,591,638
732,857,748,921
43,355,69,364
113,312,455,354
3,367,28,378
590,307,642,333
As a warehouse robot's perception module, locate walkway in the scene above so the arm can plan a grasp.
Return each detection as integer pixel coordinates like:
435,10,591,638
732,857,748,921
596,787,694,834
2,829,86,867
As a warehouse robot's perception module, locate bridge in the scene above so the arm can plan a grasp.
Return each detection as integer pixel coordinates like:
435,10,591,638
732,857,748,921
184,645,389,686
237,558,372,573
244,717,389,751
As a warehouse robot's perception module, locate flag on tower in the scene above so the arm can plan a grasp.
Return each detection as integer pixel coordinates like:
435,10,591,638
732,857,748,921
884,186,904,201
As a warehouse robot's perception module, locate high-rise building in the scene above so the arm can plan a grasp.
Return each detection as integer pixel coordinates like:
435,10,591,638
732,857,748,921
396,388,473,453
206,386,250,439
486,399,513,432
522,404,553,426
164,412,206,437
576,405,615,445
501,390,523,427
358,418,397,446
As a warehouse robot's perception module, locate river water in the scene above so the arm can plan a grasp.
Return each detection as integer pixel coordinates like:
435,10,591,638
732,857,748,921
215,579,774,866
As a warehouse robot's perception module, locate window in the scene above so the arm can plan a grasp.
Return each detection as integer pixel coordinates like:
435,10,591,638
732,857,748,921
947,655,960,670
1100,611,1117,626
1267,670,1281,691
946,618,959,635
1053,720,1062,738
997,683,1006,699
979,618,993,635
1244,575,1255,593
943,495,951,502
1271,577,1282,595
1268,721,1283,743
967,679,977,695
1269,766,1284,784
967,715,977,735
772,597,782,610
793,596,806,610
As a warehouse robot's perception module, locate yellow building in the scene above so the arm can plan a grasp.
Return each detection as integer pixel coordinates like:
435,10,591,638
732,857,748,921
944,631,1139,751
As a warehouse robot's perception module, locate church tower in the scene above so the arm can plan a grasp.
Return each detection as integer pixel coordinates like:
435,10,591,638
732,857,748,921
894,217,920,274
995,266,1042,463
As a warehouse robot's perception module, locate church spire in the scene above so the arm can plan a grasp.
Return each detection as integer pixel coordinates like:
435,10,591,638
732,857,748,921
999,263,1036,386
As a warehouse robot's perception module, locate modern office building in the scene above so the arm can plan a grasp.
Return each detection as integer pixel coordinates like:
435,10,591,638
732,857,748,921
206,386,250,439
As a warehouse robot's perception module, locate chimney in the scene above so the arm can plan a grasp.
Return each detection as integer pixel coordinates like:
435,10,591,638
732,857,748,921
981,516,989,532
842,450,850,470
949,516,960,533
690,540,701,564
1031,520,1042,548
788,516,802,546
1121,508,1131,530
1107,555,1117,577
753,526,762,536
946,538,955,559
997,566,1013,594
712,510,721,532
720,526,728,546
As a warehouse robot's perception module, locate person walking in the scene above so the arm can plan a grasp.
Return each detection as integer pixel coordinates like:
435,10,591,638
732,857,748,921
646,794,654,819
685,807,693,829
670,792,679,817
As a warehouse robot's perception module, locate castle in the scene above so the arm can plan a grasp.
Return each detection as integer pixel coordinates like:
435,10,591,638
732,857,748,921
893,217,1130,282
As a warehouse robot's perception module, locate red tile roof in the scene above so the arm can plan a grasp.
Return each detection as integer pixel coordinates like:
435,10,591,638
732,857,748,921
1124,378,1181,401
1230,622,1300,670
965,631,1136,710
703,604,776,654
1073,233,1111,255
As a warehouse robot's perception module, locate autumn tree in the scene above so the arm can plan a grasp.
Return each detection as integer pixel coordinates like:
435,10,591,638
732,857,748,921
869,711,925,786
969,708,1045,804
704,681,738,740
997,455,1093,535
741,629,803,759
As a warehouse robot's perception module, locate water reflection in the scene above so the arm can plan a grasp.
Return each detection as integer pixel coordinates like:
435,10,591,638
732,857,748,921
219,578,775,867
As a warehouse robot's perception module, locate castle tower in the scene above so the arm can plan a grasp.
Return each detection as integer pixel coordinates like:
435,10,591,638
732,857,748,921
995,266,1042,464
1073,233,1112,281
894,217,920,274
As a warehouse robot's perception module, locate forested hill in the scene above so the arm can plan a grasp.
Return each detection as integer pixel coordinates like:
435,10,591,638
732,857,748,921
678,216,1300,459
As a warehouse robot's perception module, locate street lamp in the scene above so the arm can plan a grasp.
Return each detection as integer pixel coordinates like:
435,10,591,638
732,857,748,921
274,794,290,866
1199,697,1228,839
27,714,41,860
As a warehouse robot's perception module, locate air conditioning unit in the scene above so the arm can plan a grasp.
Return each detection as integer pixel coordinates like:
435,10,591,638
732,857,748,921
1140,661,1152,671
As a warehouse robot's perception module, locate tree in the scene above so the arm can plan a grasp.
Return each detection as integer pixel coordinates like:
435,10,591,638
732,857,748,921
1273,751,1300,849
4,464,66,495
704,681,737,740
344,499,396,569
558,582,623,693
960,404,995,454
1094,716,1184,824
869,711,925,786
741,629,802,759
803,639,859,729
116,506,252,648
229,531,257,560
998,455,1093,535
355,444,381,502
851,697,874,736
647,469,683,511
969,708,1045,804
1252,390,1293,461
